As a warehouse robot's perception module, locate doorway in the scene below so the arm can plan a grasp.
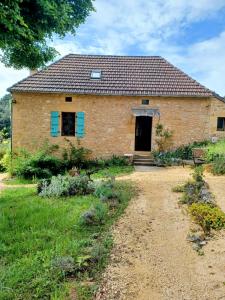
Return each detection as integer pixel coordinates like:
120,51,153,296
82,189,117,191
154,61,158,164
135,116,152,151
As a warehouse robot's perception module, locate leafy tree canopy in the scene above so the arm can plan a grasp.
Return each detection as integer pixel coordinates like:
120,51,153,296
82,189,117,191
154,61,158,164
0,0,94,69
0,93,11,137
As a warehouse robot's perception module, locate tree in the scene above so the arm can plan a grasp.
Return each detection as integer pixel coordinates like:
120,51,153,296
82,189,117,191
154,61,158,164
0,0,94,69
0,93,11,137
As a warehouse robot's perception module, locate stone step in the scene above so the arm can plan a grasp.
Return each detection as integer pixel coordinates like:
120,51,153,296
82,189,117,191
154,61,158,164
133,161,157,166
133,154,156,166
134,157,153,161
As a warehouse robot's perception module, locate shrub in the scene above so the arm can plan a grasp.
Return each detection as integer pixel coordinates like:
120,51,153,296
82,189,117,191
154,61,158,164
1,143,65,179
62,139,91,169
80,203,108,226
155,123,173,152
52,256,75,275
189,203,225,233
153,140,210,165
172,184,185,193
210,155,225,175
177,167,214,206
103,155,129,167
94,176,120,205
153,151,182,166
38,174,93,197
0,140,10,172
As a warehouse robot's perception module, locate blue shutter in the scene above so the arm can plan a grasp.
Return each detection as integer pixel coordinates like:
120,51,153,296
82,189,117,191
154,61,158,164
76,112,85,138
50,111,59,137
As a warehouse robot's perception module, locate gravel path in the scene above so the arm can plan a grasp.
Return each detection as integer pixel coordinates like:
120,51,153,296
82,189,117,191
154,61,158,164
96,166,225,300
0,173,36,191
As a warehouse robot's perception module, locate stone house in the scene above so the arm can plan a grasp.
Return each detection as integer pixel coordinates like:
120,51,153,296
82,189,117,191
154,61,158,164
9,54,225,157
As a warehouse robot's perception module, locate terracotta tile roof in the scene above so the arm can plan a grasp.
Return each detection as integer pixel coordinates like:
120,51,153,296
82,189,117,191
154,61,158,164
9,54,222,99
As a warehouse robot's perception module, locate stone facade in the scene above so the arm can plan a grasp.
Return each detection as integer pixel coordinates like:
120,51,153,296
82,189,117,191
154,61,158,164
11,92,225,157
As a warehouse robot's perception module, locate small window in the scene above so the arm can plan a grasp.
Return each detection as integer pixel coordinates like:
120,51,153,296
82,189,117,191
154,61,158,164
61,112,75,136
65,97,72,102
142,99,149,105
217,117,225,131
91,70,101,79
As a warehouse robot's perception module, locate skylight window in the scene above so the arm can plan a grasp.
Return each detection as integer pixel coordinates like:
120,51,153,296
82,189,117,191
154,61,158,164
91,70,102,79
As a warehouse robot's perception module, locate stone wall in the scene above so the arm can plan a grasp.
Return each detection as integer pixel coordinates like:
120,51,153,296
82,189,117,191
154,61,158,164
11,93,225,157
209,97,225,139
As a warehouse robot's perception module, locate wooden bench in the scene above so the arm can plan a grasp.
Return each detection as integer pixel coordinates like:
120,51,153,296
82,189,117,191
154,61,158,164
192,148,206,165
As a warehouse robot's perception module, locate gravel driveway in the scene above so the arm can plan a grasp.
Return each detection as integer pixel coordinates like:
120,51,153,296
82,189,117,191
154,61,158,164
96,166,225,300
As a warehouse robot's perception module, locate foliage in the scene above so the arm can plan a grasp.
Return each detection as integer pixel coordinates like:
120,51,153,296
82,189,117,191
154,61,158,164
91,165,134,179
38,174,94,198
210,156,225,175
94,176,119,202
0,139,10,172
2,147,64,179
62,138,91,169
0,181,134,299
0,0,94,69
205,139,225,162
80,203,108,225
172,184,185,193
153,151,182,166
155,123,173,152
179,167,214,206
102,155,130,167
0,94,11,137
153,140,210,166
189,203,225,233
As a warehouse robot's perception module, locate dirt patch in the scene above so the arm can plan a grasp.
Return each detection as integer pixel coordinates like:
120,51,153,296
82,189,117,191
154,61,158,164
96,166,225,300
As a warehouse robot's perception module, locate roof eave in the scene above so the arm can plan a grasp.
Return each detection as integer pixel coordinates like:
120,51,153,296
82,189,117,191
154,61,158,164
8,88,215,99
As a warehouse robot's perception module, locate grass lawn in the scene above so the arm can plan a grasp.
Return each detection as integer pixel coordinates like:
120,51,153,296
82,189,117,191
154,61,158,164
91,165,134,179
2,177,35,185
0,181,134,299
206,139,225,160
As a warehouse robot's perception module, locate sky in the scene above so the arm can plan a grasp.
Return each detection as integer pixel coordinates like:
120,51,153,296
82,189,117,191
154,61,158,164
1,0,225,97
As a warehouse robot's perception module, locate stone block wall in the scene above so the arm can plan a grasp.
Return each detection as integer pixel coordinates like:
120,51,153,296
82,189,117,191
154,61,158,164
11,92,225,157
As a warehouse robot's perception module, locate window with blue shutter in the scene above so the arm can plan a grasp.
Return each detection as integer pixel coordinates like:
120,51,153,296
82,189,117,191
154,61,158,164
76,112,85,138
50,111,59,137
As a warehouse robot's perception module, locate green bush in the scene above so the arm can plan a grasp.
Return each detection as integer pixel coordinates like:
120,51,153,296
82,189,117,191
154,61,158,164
153,140,210,165
205,139,225,162
211,155,225,175
38,174,94,197
62,139,91,169
1,143,65,179
179,167,214,206
189,203,225,232
80,203,108,225
0,139,10,172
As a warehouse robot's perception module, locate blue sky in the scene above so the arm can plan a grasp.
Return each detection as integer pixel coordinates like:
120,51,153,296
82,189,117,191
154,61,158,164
1,0,225,97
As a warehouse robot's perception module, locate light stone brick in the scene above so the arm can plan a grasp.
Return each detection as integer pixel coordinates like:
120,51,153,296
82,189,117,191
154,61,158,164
11,93,225,157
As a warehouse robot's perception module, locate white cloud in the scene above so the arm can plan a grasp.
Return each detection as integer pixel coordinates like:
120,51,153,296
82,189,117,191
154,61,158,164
175,31,225,96
0,63,28,96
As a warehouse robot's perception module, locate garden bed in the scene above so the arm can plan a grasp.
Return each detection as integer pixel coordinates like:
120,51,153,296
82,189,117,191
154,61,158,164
0,180,135,299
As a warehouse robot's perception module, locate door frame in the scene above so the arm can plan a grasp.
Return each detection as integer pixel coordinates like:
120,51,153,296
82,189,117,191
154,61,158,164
134,116,152,152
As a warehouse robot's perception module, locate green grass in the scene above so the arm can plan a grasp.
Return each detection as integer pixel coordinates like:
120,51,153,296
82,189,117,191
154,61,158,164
91,165,134,179
0,181,135,299
205,139,225,161
2,177,36,185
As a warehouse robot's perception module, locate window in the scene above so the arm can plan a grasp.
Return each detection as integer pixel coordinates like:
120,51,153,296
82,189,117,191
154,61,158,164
142,99,149,105
217,117,225,131
65,97,72,102
61,112,75,136
91,70,101,79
